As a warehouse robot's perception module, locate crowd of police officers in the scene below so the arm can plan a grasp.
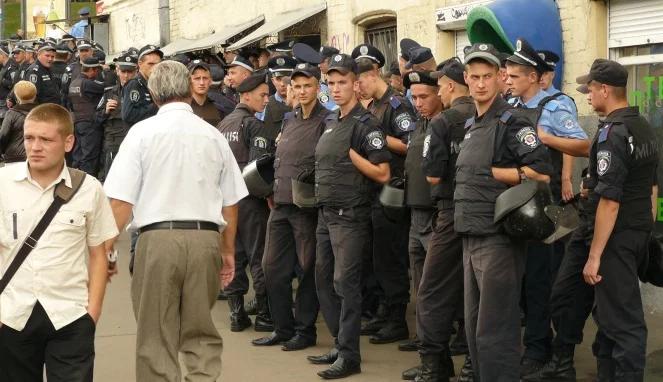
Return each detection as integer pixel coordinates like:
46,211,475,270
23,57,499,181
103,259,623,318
0,27,660,382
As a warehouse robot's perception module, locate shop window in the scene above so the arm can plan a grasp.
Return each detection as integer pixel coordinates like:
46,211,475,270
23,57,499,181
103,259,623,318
365,21,397,74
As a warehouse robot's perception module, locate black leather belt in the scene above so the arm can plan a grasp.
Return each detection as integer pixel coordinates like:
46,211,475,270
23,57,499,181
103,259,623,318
437,199,454,210
138,221,219,235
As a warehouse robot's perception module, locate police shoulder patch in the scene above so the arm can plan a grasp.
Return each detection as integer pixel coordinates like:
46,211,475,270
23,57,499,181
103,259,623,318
318,91,329,104
395,112,414,132
129,89,140,102
367,130,385,149
542,100,559,112
562,116,578,130
597,150,611,176
28,73,38,83
254,136,268,149
598,123,612,143
516,126,539,149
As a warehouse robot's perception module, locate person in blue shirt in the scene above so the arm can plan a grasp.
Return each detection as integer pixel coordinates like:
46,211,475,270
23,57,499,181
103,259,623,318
538,50,579,117
505,38,590,380
69,7,90,39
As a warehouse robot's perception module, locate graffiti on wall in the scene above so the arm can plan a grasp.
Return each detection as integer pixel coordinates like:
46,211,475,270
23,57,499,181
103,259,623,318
330,32,350,53
124,14,146,43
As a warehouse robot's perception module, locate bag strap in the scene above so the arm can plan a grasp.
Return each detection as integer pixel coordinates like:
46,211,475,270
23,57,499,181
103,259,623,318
0,168,86,294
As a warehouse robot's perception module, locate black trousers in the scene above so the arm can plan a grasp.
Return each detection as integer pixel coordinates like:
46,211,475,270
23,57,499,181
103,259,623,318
523,241,554,361
98,137,122,182
550,228,594,351
72,120,103,176
0,302,95,382
316,205,372,363
592,229,648,374
263,204,319,339
408,208,435,296
417,208,463,354
224,195,269,296
464,234,526,382
371,202,410,306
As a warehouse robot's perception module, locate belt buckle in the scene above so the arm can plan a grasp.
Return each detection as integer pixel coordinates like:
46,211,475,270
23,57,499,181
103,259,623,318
24,235,38,249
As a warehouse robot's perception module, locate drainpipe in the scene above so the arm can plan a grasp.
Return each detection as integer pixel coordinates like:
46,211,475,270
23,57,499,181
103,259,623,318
158,0,170,46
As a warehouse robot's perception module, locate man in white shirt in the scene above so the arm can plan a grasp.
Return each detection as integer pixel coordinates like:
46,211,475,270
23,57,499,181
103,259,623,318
104,60,248,381
0,104,119,381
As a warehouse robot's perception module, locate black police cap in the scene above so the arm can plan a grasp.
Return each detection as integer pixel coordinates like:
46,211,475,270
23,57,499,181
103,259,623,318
319,46,340,59
389,61,400,76
81,57,102,68
292,62,321,80
76,39,92,50
237,72,269,93
538,50,559,71
506,38,552,73
225,55,254,72
576,59,628,88
209,64,225,83
267,40,296,53
351,44,385,68
463,43,501,67
55,43,72,54
117,52,138,69
400,38,421,61
187,59,210,73
37,42,57,53
292,43,322,65
170,54,191,66
403,71,437,89
268,55,297,74
431,57,466,86
405,47,434,69
327,53,358,75
61,34,75,42
138,44,163,60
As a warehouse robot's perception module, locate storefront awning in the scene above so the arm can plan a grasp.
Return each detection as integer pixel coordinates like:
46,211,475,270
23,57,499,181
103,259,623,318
175,15,265,54
161,38,197,56
226,2,326,51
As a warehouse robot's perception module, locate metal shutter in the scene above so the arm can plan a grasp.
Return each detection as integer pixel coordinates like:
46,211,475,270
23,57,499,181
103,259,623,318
456,30,470,61
609,0,663,48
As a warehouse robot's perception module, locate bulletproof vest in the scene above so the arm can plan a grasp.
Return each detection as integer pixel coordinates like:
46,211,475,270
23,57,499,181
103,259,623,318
315,111,372,208
103,86,130,141
370,91,406,178
431,101,476,202
217,107,252,170
263,95,291,141
68,76,97,123
273,105,329,204
454,112,510,235
537,95,566,200
51,61,67,84
404,119,434,208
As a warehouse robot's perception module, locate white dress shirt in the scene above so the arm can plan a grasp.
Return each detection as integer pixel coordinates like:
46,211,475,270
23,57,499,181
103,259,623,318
0,163,119,331
103,102,248,228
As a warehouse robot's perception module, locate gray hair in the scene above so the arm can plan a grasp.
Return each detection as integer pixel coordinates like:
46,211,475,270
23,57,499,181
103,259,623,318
147,61,191,104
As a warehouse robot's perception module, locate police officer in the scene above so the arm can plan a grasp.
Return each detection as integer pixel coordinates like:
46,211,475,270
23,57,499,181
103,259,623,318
122,45,162,127
262,55,296,140
188,60,222,126
454,43,553,381
307,53,391,380
216,72,274,334
62,39,95,98
579,59,657,381
69,57,105,175
0,44,11,122
318,45,340,111
51,43,71,86
252,62,329,351
537,50,577,111
3,45,26,109
407,59,476,382
225,55,254,105
504,38,590,378
24,43,62,105
96,52,137,181
398,38,421,108
351,43,415,344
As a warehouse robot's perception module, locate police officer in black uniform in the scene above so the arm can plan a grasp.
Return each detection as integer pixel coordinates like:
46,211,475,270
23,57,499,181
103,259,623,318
217,72,274,334
410,59,476,382
122,45,162,127
307,53,391,380
62,39,95,107
51,44,71,86
351,43,415,344
262,55,296,140
579,59,657,382
3,45,26,109
0,44,12,122
96,52,138,181
69,57,105,175
252,62,329,351
454,43,552,381
24,42,62,105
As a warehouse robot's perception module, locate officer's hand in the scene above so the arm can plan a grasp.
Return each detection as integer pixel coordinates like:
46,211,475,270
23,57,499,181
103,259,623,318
220,256,235,288
562,179,574,202
582,255,602,285
105,99,118,114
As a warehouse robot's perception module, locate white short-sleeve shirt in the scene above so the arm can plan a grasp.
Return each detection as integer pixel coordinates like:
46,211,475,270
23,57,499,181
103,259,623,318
0,163,119,330
103,102,248,229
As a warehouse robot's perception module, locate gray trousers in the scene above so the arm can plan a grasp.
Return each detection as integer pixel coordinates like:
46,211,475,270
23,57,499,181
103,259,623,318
132,229,223,382
463,234,526,382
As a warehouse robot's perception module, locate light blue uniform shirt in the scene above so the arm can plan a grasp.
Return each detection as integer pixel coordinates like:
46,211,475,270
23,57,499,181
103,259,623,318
69,20,88,39
514,89,587,140
318,82,338,111
545,85,578,118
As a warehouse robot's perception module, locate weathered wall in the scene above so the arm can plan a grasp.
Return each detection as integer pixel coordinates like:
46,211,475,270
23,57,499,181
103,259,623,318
104,0,161,54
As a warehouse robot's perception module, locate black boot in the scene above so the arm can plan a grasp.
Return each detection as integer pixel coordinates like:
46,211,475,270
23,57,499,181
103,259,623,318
361,303,388,335
457,355,474,382
228,295,251,332
413,354,443,382
245,297,257,315
523,348,576,381
401,365,421,380
369,304,409,344
253,294,274,332
450,320,469,356
615,371,644,382
597,358,616,382
398,336,419,352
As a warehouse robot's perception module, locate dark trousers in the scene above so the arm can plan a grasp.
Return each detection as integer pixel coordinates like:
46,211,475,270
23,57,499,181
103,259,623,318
224,195,269,296
408,208,435,296
464,234,526,382
523,241,554,361
263,204,319,339
316,205,371,363
72,120,103,176
371,202,410,306
550,228,594,350
98,139,121,182
0,302,95,382
417,208,463,354
592,229,648,374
